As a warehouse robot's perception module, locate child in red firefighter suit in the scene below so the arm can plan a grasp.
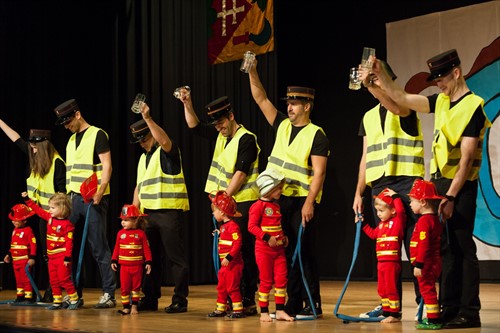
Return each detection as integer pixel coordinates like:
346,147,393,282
248,169,295,322
22,192,80,310
207,190,245,319
111,204,152,315
358,188,406,323
4,204,37,303
408,179,444,330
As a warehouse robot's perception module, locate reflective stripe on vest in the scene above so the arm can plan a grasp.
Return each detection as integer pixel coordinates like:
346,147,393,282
204,125,260,203
137,145,190,211
268,120,325,203
27,154,64,210
66,126,110,195
364,105,424,185
431,93,488,180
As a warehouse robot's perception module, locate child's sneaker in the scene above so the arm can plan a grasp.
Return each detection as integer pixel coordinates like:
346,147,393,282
416,319,443,330
95,293,116,308
359,304,383,318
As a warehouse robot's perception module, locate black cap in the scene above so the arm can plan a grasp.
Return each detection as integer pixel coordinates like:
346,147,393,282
205,96,232,124
426,49,461,81
54,99,79,125
281,86,315,101
129,119,150,143
28,129,51,143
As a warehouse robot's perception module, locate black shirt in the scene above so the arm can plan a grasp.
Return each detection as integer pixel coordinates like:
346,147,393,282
273,111,330,158
191,121,258,175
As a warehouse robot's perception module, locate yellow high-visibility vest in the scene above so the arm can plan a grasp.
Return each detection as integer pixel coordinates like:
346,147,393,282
137,146,190,211
27,154,65,210
268,119,326,204
364,105,425,185
431,93,489,180
205,125,260,203
66,126,110,195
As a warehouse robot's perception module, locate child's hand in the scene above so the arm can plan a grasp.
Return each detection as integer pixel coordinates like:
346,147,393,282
145,264,152,275
28,258,35,267
221,258,229,267
268,236,278,247
21,192,28,198
212,229,220,237
3,255,10,263
111,263,118,271
413,267,422,278
63,260,71,267
384,188,396,196
355,213,364,223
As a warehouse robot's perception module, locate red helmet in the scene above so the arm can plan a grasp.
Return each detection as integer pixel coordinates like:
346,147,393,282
120,204,147,219
374,188,394,206
80,173,98,203
9,204,35,221
408,179,444,200
208,191,242,217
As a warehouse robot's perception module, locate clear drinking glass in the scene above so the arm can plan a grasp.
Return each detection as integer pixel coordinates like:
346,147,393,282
131,93,146,114
173,86,191,99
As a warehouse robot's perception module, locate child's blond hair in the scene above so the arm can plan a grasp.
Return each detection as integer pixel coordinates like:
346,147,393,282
49,193,72,218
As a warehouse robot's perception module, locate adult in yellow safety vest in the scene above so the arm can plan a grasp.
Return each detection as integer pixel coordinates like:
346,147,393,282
178,90,260,316
373,49,490,329
248,60,330,320
54,98,116,309
130,102,190,314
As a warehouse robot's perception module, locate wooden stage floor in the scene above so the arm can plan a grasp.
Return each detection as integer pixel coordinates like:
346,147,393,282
0,281,498,333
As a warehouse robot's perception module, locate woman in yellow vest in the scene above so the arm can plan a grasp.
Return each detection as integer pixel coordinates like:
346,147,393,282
0,119,65,303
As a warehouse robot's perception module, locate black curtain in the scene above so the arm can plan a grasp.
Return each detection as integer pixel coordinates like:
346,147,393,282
1,0,495,290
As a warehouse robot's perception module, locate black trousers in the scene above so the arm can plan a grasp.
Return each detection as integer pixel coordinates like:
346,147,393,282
142,208,189,307
432,178,481,321
279,195,321,315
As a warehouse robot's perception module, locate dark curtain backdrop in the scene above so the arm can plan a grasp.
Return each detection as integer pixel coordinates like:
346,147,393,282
0,0,495,290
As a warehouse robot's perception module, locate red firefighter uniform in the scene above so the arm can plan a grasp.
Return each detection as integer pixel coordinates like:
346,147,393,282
9,225,37,300
410,214,443,320
362,196,406,316
248,199,288,311
111,228,152,307
26,199,78,304
215,219,243,313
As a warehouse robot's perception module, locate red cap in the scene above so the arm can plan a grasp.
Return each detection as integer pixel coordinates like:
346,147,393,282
408,179,444,200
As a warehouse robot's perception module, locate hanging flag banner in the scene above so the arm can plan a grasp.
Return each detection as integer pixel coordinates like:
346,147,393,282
208,0,274,65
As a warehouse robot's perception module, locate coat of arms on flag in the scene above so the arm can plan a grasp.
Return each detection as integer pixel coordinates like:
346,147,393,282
208,0,274,65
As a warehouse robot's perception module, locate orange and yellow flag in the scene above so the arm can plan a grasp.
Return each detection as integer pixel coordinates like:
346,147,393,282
208,0,274,65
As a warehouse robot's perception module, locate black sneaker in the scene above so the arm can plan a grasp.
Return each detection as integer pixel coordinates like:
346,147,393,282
295,305,323,320
164,303,187,313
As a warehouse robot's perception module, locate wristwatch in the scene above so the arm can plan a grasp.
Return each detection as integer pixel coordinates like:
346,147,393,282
444,195,455,202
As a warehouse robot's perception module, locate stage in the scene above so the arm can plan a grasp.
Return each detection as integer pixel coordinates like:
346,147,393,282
0,281,498,333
